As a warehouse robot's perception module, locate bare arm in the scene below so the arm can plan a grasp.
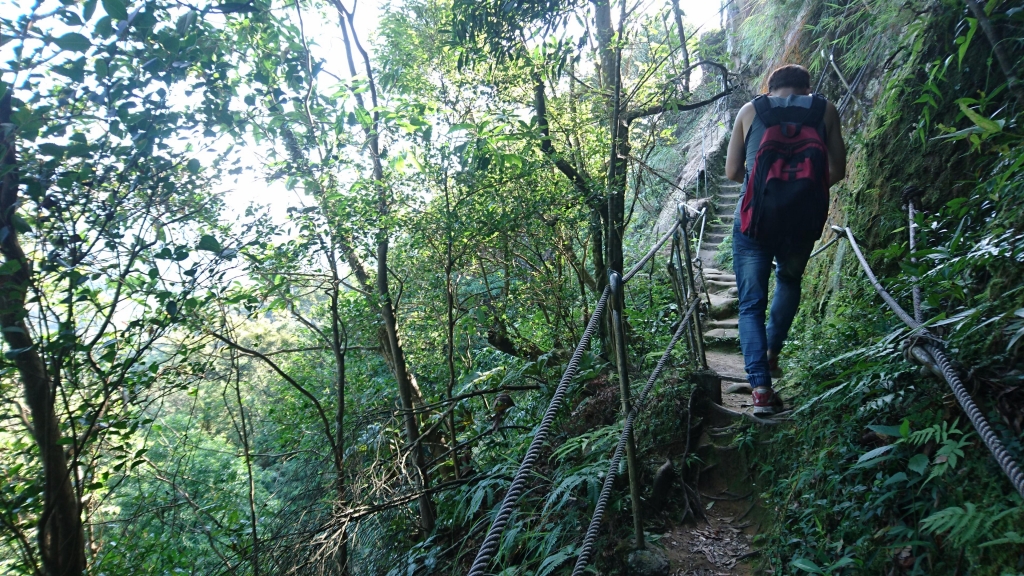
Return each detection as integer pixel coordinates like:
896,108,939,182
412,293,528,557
725,103,753,183
824,101,846,186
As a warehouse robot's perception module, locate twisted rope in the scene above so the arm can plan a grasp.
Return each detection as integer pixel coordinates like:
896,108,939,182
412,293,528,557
922,343,1024,499
571,296,701,576
844,228,1024,500
843,227,920,329
466,286,611,576
808,230,843,260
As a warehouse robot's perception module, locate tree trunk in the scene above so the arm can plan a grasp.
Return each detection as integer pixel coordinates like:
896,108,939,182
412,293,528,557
336,4,435,532
378,243,436,532
0,93,86,576
672,0,691,92
327,251,349,573
591,0,616,91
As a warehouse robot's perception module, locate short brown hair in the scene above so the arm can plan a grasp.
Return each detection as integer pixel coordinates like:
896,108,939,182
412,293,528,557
767,64,811,92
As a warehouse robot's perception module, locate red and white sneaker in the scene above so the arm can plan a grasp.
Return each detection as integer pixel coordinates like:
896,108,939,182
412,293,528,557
751,387,782,415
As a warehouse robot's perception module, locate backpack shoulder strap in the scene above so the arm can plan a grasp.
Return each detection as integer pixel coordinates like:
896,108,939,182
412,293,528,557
752,95,777,128
804,93,827,127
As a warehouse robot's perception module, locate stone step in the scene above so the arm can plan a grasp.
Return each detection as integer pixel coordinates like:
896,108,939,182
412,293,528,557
705,318,738,330
698,249,718,262
724,382,753,395
719,192,740,200
704,328,740,341
716,202,737,213
705,273,736,282
700,286,736,298
708,292,737,319
705,279,734,293
717,214,735,222
703,267,723,276
719,181,741,189
702,240,721,251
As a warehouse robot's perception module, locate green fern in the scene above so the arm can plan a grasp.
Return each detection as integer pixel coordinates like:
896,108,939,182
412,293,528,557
921,503,1023,548
907,419,962,447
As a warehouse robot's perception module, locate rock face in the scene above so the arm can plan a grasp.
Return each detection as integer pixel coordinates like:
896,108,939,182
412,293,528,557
655,107,733,235
626,549,670,576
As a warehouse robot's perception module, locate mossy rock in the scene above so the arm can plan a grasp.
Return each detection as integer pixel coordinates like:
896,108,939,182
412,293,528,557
626,549,670,576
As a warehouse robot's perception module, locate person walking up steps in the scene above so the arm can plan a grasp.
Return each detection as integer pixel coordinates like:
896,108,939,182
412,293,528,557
723,64,847,414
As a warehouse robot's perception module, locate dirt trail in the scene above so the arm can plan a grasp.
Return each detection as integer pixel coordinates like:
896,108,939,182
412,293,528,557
660,178,764,575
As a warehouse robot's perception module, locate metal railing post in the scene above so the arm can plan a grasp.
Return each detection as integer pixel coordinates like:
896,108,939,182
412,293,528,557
907,199,923,324
676,206,708,370
608,270,645,550
670,234,698,364
695,208,708,257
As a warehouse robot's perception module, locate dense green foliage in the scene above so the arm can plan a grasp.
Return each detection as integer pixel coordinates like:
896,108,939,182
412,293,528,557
1,0,1022,574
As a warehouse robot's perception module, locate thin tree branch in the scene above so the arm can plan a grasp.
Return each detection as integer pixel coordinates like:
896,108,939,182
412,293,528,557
208,332,341,471
623,86,732,123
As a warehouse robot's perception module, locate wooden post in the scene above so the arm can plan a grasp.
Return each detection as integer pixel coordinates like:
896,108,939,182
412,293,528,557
609,271,645,549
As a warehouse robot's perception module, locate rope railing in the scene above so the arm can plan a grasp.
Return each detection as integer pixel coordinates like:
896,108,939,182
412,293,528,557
468,212,704,574
809,225,846,259
843,227,1024,500
693,208,708,257
466,285,611,576
571,296,701,575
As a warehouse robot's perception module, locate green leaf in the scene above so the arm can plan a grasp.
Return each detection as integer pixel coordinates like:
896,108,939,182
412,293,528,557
957,18,977,68
867,424,902,438
83,0,98,21
957,101,1001,134
0,260,21,275
10,214,31,234
166,300,178,316
197,235,221,253
186,158,200,174
53,58,86,82
908,453,929,475
38,143,65,157
981,531,1024,547
829,557,857,570
883,472,908,486
790,558,823,574
102,0,128,20
856,444,894,464
53,32,91,53
535,548,573,576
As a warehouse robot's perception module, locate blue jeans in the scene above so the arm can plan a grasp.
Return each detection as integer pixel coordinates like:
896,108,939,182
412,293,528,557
732,223,815,389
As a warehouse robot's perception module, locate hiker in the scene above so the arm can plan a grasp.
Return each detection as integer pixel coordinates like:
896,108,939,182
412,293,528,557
723,64,847,414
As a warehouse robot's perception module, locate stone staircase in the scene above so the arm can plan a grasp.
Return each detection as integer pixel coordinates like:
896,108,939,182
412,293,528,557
699,178,741,346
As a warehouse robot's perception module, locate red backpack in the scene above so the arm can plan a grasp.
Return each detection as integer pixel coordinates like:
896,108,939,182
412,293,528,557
739,94,830,242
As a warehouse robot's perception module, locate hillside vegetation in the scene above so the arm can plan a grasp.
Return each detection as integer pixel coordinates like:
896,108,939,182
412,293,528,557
0,0,1021,575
